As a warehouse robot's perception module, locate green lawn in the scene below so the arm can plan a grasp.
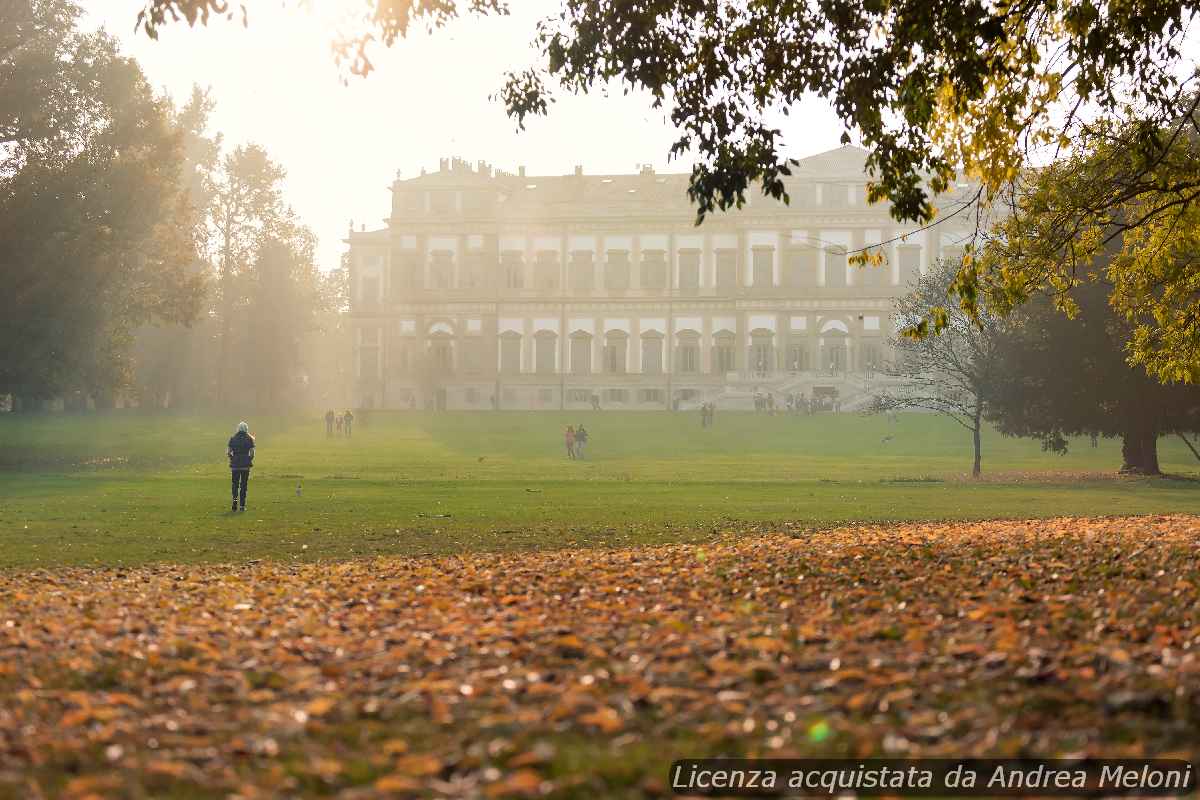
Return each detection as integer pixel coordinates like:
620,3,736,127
1,410,1198,568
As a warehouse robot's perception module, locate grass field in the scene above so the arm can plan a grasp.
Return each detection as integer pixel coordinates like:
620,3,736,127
3,412,1200,797
2,410,1198,568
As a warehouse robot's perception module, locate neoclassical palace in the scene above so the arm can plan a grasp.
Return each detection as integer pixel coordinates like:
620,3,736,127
345,146,975,410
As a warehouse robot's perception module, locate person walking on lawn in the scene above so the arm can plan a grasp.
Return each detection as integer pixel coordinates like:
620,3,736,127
227,421,255,512
324,409,335,436
564,425,576,459
574,424,589,459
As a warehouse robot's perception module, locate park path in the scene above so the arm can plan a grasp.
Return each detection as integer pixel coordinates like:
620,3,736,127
1,515,1198,798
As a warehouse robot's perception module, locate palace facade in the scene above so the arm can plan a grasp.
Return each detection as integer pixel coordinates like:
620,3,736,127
345,145,974,411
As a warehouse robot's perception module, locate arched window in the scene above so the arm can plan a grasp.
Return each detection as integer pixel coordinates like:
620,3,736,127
712,330,735,374
749,328,774,378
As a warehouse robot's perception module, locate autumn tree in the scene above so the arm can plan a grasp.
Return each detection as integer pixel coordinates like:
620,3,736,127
987,280,1200,475
977,112,1200,385
238,226,323,410
880,259,1002,477
133,2,1189,217
132,86,223,409
0,1,204,409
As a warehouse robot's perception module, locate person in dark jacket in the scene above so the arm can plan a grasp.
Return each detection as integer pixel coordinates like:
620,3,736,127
227,421,255,512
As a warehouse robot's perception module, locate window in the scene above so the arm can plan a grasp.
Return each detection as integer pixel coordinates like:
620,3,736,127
502,251,524,289
823,183,848,208
785,248,817,288
716,249,737,290
502,388,517,407
857,260,888,288
638,388,664,404
535,332,557,374
641,335,663,374
359,344,379,380
461,339,483,374
460,252,484,289
824,248,847,288
360,276,380,306
751,247,773,288
538,388,554,406
462,192,486,213
429,190,455,213
641,250,666,290
898,245,920,287
713,334,735,374
535,251,559,290
567,389,591,404
389,342,410,376
403,191,423,212
605,250,630,291
500,333,521,374
465,388,480,405
676,388,699,402
604,332,628,374
681,340,700,371
430,251,453,290
787,344,808,372
569,250,593,291
678,250,700,293
570,333,592,374
389,258,408,298
603,388,628,404
429,340,453,373
750,334,773,377
861,342,882,371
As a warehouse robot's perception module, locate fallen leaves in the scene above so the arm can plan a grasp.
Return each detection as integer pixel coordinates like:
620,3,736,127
1,515,1199,797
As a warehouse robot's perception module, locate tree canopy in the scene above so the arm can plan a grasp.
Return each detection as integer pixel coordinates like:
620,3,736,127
977,113,1200,384
137,0,1195,225
986,279,1200,474
1,0,204,406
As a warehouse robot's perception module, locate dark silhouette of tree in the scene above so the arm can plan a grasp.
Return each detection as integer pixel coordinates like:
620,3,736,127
987,281,1200,475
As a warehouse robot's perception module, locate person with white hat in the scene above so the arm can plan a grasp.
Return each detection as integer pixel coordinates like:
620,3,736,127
227,421,256,512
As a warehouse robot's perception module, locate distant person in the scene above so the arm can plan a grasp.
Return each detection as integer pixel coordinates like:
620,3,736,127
574,424,589,459
564,425,576,459
700,402,708,428
343,409,354,438
590,394,601,411
767,393,775,415
335,414,343,435
227,421,255,512
786,394,795,414
324,409,335,437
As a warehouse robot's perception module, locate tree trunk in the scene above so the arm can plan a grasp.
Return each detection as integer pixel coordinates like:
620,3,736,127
1120,428,1161,475
971,400,982,478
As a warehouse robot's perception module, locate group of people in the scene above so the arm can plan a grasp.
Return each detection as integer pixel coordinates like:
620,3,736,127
699,402,717,427
563,424,590,459
324,409,355,437
751,389,828,415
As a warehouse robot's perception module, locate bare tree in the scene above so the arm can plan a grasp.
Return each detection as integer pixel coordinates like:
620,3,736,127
879,259,1002,478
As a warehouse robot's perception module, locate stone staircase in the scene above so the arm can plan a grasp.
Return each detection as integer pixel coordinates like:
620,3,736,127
705,371,899,412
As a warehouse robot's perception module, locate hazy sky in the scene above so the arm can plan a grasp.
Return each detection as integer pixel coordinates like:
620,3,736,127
82,1,845,272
